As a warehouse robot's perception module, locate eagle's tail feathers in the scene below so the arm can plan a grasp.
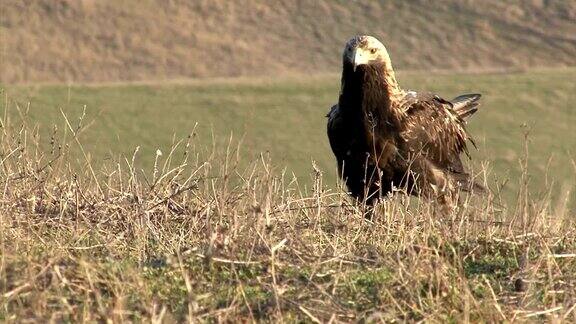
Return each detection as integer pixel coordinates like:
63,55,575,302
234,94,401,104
451,94,481,120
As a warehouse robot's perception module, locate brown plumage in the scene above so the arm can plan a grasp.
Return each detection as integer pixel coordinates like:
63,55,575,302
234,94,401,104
327,35,483,206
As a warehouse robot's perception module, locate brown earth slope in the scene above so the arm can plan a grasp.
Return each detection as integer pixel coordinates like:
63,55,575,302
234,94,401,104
1,0,575,83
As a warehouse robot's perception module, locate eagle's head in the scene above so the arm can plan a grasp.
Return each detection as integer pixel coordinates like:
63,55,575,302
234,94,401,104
343,35,392,72
341,35,404,101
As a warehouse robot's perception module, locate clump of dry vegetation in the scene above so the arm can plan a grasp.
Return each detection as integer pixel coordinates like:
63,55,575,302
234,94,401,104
1,108,575,322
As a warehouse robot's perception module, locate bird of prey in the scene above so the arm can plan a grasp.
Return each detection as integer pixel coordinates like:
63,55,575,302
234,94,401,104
327,35,483,208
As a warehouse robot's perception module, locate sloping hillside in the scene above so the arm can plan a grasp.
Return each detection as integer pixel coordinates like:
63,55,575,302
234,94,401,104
1,0,575,83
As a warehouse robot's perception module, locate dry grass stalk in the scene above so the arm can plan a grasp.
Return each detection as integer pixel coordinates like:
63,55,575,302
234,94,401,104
0,105,574,322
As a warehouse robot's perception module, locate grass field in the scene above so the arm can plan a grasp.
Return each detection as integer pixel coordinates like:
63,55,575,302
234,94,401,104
4,69,576,206
1,70,576,321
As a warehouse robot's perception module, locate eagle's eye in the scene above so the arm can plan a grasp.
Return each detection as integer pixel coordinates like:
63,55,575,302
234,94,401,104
370,48,377,54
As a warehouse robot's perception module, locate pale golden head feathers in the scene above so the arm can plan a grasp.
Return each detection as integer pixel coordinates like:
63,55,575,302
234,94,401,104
342,35,404,100
343,35,393,71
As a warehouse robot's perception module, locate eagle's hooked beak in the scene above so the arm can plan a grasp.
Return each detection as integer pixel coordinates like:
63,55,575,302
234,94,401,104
352,48,369,72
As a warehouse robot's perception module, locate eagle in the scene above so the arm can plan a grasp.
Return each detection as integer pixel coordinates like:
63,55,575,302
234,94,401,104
327,35,483,208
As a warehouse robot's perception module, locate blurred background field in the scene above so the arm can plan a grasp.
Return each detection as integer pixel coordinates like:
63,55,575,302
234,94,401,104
2,1,574,196
4,68,575,208
2,0,575,83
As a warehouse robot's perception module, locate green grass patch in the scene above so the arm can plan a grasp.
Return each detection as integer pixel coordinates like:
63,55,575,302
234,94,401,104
3,70,575,209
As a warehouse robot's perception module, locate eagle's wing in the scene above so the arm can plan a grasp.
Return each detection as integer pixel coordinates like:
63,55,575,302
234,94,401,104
400,93,469,163
326,104,346,173
398,92,479,192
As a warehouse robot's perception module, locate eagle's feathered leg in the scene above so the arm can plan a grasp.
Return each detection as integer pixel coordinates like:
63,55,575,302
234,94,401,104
408,157,457,213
